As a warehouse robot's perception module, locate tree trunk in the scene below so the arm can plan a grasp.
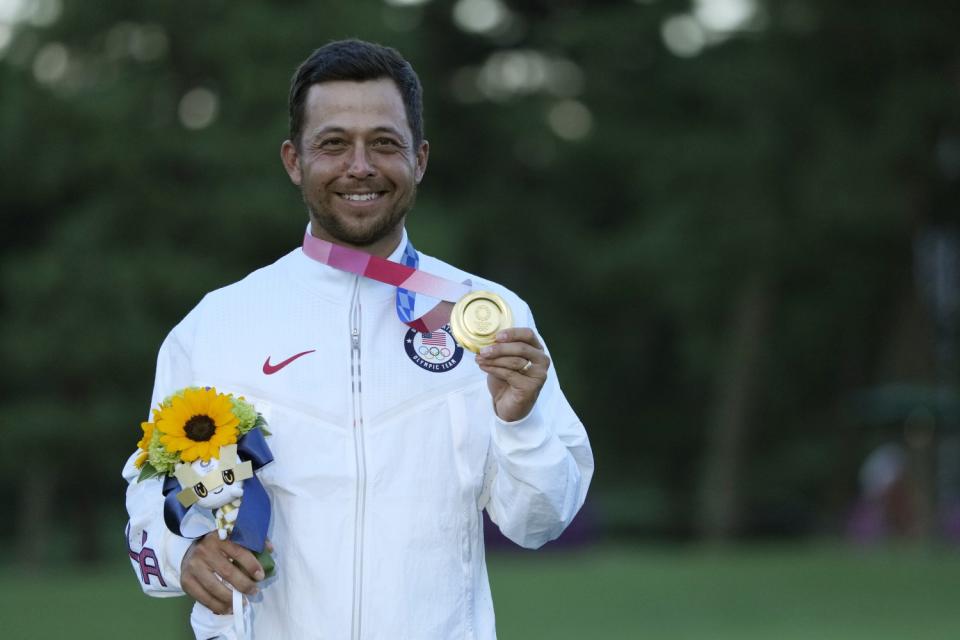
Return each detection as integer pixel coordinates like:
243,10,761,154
697,275,772,541
17,460,56,568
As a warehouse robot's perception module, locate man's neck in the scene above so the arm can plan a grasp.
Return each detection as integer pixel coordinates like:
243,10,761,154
309,222,403,259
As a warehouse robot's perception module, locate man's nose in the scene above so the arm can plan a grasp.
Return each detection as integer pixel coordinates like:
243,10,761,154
346,144,376,178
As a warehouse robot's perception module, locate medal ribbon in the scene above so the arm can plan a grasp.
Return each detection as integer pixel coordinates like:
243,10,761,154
302,231,470,332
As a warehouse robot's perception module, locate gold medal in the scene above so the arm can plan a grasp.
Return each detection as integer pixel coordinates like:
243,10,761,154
450,291,513,353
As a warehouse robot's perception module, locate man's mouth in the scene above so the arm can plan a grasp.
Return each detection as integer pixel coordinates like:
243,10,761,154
338,192,385,202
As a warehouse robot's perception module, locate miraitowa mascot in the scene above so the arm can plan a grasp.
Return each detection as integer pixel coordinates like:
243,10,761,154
174,445,257,639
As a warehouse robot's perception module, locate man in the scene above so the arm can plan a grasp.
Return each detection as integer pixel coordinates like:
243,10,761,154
124,39,593,639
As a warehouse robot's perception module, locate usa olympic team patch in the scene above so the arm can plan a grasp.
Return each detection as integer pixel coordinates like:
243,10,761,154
404,325,463,372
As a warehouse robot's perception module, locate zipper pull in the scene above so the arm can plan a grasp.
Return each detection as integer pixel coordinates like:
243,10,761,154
351,327,360,350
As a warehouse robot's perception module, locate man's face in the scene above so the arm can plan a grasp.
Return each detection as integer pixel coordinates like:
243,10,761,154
281,78,428,256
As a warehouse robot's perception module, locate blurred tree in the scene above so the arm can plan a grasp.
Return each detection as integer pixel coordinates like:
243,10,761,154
1,0,958,562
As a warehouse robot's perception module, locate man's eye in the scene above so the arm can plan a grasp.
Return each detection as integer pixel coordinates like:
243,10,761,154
194,483,208,498
222,469,235,485
373,138,399,149
319,139,346,149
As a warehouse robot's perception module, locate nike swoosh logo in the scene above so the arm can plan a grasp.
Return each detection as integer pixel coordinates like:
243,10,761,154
263,349,316,375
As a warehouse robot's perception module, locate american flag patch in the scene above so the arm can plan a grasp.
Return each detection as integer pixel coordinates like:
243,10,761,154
422,331,447,346
405,325,462,372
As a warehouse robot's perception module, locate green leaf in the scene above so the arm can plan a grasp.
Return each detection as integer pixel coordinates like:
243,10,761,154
254,414,271,436
136,462,161,482
254,549,276,577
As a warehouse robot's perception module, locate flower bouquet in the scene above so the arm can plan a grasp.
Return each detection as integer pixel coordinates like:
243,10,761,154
135,386,274,639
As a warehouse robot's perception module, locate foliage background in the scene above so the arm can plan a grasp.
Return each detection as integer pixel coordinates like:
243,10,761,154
1,0,959,635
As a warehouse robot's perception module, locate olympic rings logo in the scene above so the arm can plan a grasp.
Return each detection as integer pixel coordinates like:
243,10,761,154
418,344,452,360
404,325,463,372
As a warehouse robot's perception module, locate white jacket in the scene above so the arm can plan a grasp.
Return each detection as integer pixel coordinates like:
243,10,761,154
123,232,593,639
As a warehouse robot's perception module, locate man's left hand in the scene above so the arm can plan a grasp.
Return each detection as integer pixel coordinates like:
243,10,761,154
475,328,549,423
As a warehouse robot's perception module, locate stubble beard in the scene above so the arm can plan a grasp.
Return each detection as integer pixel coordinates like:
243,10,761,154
304,186,417,248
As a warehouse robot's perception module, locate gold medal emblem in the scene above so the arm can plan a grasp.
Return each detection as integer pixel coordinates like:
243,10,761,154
450,291,513,353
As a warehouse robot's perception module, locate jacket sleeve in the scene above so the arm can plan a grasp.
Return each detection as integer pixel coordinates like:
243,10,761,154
121,329,196,597
481,307,594,549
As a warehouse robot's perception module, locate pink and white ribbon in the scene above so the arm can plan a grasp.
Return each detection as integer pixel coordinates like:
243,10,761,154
302,232,470,332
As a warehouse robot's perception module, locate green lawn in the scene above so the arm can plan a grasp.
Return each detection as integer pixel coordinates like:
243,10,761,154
2,545,957,639
489,545,960,640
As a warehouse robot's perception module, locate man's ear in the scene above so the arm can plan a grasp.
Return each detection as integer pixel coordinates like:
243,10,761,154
281,140,302,186
414,139,429,185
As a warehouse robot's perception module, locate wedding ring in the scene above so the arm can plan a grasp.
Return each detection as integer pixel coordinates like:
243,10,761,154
521,359,533,373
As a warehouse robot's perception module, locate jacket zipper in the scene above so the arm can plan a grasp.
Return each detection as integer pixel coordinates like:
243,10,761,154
349,277,367,640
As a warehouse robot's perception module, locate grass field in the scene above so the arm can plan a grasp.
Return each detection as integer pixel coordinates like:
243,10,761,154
2,544,957,639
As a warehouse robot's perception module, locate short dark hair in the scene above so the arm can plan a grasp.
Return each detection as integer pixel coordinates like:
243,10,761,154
288,39,424,149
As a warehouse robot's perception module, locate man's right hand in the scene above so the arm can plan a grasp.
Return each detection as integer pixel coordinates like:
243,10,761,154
180,532,265,614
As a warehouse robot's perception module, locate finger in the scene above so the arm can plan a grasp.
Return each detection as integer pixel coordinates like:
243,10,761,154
477,362,541,387
477,343,549,368
200,536,265,582
182,574,227,614
220,540,266,582
478,355,539,375
193,536,261,594
186,568,235,613
210,551,259,595
265,538,275,553
495,327,543,350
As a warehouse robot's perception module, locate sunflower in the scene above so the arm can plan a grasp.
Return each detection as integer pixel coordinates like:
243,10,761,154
134,420,154,469
156,387,239,462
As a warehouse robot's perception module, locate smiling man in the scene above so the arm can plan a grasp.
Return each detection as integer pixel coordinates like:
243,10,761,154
123,39,593,640
282,76,427,257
